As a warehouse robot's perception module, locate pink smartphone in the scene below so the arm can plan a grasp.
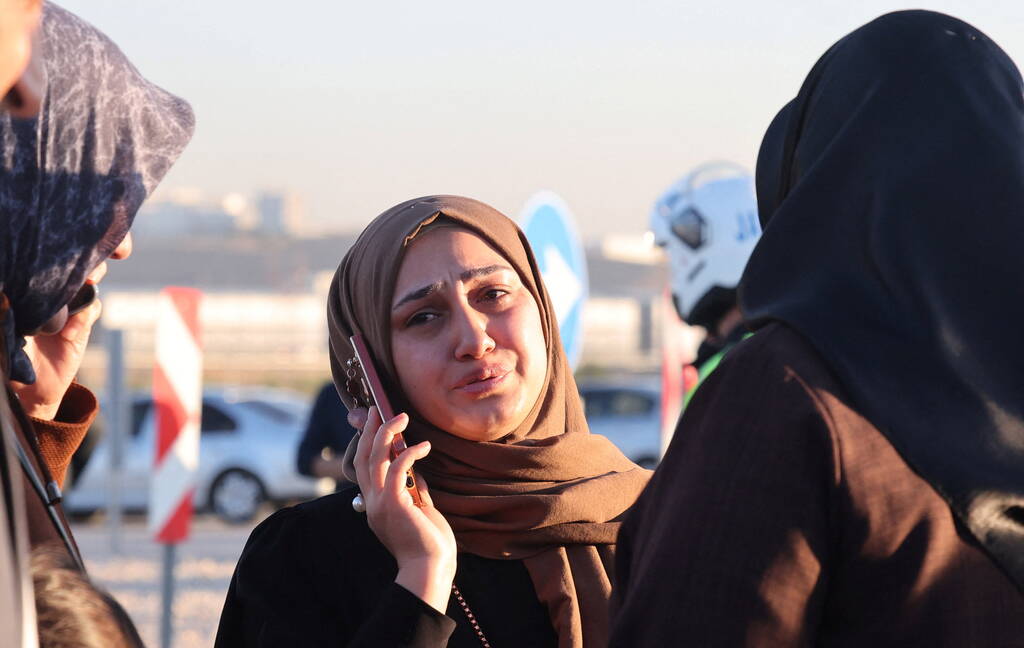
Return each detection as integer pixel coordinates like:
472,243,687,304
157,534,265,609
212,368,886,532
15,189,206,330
349,334,424,507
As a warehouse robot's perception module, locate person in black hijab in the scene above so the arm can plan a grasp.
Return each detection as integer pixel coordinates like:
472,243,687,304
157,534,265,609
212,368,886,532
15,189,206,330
611,10,1024,646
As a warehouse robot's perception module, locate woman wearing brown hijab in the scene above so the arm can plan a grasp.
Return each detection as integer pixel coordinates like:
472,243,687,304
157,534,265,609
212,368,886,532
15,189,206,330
216,195,650,647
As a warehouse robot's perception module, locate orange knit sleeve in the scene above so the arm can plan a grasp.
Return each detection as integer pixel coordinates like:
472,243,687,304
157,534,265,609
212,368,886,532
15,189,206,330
29,382,98,489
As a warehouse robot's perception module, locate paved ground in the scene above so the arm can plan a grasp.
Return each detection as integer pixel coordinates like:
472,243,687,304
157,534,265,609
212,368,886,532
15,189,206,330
72,513,262,648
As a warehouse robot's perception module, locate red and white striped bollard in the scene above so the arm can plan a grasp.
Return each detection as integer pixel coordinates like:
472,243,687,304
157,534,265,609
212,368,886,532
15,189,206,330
148,287,203,648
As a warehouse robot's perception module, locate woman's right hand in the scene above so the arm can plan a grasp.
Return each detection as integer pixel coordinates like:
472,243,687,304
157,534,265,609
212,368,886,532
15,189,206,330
353,406,457,613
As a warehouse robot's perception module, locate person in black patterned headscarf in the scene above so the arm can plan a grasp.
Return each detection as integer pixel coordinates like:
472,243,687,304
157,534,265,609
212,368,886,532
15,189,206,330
3,2,194,387
0,0,193,573
0,3,46,645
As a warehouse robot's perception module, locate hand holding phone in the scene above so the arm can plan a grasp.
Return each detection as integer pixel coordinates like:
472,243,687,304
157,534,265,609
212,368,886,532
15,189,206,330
349,334,424,507
347,334,457,612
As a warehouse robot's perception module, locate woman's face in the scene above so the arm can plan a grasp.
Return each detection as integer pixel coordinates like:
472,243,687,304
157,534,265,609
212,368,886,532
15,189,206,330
0,0,40,100
390,227,547,442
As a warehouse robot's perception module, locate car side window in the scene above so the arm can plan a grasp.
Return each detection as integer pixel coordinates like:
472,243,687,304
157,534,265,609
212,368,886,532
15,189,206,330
582,389,655,419
131,401,153,438
582,390,611,419
201,403,238,434
609,392,655,417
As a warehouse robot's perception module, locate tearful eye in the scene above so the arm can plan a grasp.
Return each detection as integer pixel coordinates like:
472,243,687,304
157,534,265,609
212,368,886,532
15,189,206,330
482,288,509,301
406,311,439,327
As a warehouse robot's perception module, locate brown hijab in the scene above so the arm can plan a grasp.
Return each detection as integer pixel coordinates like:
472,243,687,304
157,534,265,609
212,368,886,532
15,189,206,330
328,195,650,647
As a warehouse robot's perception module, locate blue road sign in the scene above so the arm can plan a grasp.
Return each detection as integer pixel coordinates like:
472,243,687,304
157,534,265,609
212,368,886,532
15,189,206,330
518,191,589,370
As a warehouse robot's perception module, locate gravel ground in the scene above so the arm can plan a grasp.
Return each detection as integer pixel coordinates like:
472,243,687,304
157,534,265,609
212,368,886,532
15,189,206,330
72,513,263,648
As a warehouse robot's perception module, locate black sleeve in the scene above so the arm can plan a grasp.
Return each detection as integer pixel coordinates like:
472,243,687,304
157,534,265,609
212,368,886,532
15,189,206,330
610,332,836,647
214,503,456,648
296,386,334,476
351,583,457,647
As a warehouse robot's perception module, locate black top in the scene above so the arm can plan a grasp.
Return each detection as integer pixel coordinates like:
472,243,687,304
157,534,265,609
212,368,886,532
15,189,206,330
215,485,558,648
740,10,1024,589
295,383,358,483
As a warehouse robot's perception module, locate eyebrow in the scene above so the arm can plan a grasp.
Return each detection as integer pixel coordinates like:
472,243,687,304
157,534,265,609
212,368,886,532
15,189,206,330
391,264,514,311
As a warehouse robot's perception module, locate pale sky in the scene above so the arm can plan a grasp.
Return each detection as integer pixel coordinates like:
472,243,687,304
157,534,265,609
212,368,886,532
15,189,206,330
59,0,1024,240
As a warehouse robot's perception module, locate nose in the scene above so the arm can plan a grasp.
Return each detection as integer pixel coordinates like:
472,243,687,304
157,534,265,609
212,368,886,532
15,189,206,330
452,302,495,360
111,232,133,260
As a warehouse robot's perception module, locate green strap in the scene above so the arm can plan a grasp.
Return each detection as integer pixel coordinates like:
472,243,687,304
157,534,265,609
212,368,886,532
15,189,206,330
682,333,753,409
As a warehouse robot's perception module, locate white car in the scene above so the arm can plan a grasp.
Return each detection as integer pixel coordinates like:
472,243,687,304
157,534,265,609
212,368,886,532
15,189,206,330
65,387,331,523
578,379,662,469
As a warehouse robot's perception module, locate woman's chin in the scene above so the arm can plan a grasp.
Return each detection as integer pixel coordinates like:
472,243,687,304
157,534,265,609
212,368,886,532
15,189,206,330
442,406,524,442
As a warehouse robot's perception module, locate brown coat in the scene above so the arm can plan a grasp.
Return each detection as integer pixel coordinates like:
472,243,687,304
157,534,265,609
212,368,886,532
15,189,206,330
611,323,1024,647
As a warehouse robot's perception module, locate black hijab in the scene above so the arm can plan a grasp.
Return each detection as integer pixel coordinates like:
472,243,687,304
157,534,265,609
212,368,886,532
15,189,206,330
740,10,1024,590
0,2,195,383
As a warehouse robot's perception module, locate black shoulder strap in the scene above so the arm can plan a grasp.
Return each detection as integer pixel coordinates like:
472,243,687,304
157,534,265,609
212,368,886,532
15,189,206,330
4,384,84,572
0,376,36,647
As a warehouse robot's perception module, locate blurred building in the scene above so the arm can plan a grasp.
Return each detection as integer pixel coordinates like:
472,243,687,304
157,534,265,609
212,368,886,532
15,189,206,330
133,200,239,238
133,189,308,239
255,192,305,236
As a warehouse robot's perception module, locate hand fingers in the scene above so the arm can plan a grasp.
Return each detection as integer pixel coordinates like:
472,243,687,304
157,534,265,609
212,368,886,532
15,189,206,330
84,297,102,327
353,406,381,490
347,407,368,430
60,297,102,344
385,441,430,503
369,413,408,491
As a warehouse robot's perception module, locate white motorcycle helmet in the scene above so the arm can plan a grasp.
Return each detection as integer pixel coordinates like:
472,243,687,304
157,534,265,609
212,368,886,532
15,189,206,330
650,162,760,329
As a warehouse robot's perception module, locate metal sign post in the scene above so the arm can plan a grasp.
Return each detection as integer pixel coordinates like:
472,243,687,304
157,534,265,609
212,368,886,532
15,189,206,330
106,329,127,553
659,291,689,456
148,288,203,648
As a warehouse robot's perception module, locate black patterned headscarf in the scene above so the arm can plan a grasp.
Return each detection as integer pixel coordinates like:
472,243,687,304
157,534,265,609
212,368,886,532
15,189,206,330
0,2,194,383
